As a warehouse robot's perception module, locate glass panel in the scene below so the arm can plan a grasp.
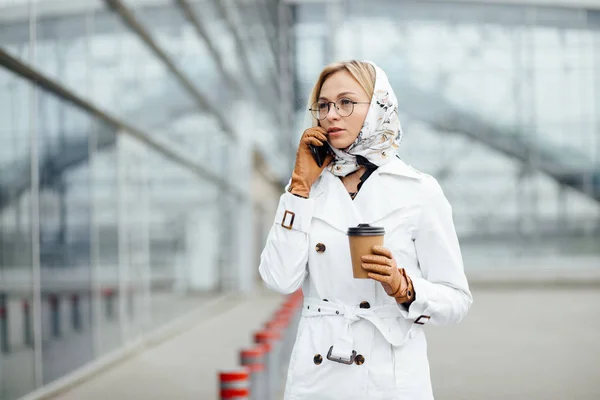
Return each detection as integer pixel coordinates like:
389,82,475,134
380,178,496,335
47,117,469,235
126,0,234,107
88,11,200,135
92,125,120,355
0,66,36,400
142,144,220,327
190,0,244,86
1,0,278,397
37,93,95,385
1,3,203,150
294,1,600,264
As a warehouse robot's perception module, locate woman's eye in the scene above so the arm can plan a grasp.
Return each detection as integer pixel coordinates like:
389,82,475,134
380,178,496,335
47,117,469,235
318,103,328,110
339,98,352,106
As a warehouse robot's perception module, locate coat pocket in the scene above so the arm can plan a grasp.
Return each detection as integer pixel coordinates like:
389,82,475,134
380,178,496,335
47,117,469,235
287,317,364,398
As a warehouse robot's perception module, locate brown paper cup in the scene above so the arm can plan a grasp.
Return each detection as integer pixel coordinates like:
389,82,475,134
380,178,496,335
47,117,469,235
347,224,385,279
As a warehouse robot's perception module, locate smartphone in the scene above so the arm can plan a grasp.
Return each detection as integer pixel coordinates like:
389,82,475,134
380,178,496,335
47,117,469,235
309,143,330,168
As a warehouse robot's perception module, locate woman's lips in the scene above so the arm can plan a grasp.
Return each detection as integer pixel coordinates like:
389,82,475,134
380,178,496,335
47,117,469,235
328,129,345,137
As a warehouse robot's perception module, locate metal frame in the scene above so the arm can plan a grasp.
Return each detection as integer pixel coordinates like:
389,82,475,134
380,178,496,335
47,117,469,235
1,0,599,42
278,1,297,160
104,0,237,141
173,0,242,95
289,0,597,31
291,0,600,241
252,0,280,66
27,2,44,388
283,0,600,10
0,48,242,199
173,0,282,119
212,0,280,103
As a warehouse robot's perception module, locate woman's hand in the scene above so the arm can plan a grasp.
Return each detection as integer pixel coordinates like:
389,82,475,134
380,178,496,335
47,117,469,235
361,245,415,305
288,127,334,198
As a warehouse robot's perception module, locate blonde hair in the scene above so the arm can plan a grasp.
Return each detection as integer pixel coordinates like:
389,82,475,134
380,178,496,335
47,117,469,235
307,60,376,126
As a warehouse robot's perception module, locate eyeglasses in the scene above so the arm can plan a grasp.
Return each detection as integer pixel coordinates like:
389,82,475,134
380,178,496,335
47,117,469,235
309,98,370,120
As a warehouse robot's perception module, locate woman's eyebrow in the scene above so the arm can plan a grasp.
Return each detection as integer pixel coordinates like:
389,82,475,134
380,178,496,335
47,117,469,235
318,91,358,101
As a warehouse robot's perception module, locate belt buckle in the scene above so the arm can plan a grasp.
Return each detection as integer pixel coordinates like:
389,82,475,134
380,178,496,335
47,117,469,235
326,345,356,365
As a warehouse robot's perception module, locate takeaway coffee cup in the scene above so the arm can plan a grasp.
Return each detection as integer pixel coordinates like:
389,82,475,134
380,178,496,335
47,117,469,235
347,224,385,279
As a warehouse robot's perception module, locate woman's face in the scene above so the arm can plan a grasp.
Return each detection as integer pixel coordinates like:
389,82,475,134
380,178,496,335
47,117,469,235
318,70,371,150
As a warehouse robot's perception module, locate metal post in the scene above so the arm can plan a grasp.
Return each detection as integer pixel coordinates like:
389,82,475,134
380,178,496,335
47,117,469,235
104,288,116,321
0,293,8,353
592,25,600,234
141,147,151,332
71,294,82,332
23,299,33,347
86,8,103,359
49,294,60,338
117,134,129,344
28,0,44,387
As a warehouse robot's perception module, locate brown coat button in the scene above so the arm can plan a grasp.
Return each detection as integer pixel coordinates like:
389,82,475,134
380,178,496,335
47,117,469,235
315,243,326,253
359,301,370,309
355,354,365,365
314,354,323,365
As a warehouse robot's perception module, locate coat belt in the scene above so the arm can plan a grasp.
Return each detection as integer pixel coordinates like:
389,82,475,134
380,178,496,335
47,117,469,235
301,298,414,347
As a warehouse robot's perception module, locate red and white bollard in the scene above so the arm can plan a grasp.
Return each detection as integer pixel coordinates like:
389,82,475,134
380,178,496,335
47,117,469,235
265,317,293,384
219,368,250,400
240,344,267,400
254,329,282,398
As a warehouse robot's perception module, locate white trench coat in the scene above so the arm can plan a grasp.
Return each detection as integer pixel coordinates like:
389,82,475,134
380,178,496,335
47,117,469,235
259,157,473,400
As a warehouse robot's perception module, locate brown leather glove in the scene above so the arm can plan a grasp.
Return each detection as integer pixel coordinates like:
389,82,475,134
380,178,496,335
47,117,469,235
288,127,334,198
361,245,415,305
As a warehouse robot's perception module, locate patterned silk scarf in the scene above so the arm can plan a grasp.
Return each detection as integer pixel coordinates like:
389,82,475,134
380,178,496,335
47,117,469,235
327,61,403,177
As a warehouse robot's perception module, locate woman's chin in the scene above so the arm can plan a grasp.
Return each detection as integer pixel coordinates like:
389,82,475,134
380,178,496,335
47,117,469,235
329,137,354,150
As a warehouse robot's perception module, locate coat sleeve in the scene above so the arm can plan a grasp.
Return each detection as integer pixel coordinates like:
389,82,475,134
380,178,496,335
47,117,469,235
258,191,313,294
400,176,473,325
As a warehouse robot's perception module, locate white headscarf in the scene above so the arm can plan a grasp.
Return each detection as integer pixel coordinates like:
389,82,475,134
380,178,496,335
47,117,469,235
326,61,403,177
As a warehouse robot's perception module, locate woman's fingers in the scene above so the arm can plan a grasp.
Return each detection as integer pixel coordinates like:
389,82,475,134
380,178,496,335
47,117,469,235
371,245,393,259
305,137,324,147
361,254,391,266
361,262,390,276
367,272,389,285
307,129,328,142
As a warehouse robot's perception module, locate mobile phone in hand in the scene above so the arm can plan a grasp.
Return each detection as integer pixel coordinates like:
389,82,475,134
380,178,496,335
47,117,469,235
309,143,330,168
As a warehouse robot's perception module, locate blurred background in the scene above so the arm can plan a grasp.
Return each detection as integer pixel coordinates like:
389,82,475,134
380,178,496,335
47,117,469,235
0,0,599,399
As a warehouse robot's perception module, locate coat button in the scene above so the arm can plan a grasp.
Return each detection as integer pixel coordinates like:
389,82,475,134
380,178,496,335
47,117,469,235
314,354,323,365
315,243,326,253
359,301,370,309
355,354,365,365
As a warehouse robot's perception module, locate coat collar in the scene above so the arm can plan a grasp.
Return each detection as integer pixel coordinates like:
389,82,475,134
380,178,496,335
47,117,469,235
377,156,423,180
311,157,421,197
310,157,422,233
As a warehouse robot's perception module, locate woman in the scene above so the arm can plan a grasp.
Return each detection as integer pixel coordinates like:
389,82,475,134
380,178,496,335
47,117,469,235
258,60,472,400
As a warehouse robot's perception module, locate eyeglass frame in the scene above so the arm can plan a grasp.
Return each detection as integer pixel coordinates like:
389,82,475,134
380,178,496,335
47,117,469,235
309,98,371,120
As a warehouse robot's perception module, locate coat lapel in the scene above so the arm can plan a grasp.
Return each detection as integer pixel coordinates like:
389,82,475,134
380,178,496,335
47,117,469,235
351,157,423,226
311,157,423,232
311,171,362,233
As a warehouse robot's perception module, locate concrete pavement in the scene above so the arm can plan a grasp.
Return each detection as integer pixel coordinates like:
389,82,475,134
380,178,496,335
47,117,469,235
42,286,600,400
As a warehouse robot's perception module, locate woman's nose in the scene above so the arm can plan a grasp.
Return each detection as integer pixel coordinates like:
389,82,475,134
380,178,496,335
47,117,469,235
326,104,340,122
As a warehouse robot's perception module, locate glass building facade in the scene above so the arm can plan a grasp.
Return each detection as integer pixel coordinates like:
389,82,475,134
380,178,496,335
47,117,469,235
0,0,289,398
292,0,600,267
1,1,599,399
